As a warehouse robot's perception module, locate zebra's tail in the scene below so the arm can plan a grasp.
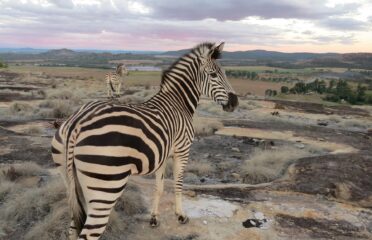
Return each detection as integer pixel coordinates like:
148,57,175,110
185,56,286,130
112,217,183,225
66,128,86,234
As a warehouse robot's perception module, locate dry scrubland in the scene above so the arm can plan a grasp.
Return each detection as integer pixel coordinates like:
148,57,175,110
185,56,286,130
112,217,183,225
1,65,372,239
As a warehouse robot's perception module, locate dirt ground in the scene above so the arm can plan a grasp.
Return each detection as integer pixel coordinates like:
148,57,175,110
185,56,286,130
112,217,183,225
0,67,372,239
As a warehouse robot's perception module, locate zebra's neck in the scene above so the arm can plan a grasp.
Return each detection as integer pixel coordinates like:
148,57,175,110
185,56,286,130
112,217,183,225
151,56,201,117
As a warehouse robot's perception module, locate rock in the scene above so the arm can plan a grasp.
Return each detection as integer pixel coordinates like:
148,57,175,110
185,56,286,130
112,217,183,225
184,190,197,198
231,173,241,180
317,137,326,141
367,129,372,136
231,147,240,152
317,120,328,126
294,143,305,149
203,220,208,225
254,212,265,220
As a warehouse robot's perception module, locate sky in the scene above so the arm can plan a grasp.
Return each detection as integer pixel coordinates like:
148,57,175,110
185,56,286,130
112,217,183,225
0,0,372,53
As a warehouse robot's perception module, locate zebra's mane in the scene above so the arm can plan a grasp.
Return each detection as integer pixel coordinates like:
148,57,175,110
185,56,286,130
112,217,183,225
160,42,221,86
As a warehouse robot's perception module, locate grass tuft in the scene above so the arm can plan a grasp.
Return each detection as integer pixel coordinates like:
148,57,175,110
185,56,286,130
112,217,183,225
241,146,309,184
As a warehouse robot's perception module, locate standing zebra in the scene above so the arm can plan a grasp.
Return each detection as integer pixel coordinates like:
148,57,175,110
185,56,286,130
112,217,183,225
51,42,238,240
106,63,128,98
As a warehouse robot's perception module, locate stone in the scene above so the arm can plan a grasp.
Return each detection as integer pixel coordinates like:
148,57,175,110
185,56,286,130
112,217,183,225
231,147,240,152
184,190,197,198
254,212,265,220
231,173,241,180
294,143,305,149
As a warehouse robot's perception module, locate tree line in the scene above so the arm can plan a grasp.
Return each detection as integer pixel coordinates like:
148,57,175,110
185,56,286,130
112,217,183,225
225,70,258,80
272,79,372,105
0,59,7,68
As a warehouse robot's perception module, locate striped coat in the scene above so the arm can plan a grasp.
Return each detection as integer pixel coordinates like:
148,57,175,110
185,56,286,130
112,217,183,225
106,63,128,98
52,42,238,240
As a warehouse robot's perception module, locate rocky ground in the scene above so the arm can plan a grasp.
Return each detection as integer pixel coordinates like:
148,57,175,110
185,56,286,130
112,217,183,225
0,69,371,239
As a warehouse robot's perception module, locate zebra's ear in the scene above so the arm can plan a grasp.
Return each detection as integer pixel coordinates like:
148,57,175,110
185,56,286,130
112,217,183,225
210,42,224,59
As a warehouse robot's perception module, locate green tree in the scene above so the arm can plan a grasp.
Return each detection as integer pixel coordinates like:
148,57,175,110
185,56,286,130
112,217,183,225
281,86,289,94
265,89,273,96
356,84,367,102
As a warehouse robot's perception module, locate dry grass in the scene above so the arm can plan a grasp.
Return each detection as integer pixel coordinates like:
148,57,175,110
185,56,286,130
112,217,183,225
186,161,215,177
338,118,372,131
193,117,223,136
241,146,309,184
25,125,43,135
238,100,261,110
118,88,156,105
0,162,47,181
9,102,34,115
0,163,146,240
37,91,83,118
197,101,229,117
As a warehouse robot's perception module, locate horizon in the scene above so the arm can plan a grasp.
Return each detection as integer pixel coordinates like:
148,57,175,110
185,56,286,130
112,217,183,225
1,1,372,53
0,46,371,54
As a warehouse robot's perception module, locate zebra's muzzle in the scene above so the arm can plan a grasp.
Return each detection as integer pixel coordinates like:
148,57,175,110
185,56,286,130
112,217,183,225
222,93,239,112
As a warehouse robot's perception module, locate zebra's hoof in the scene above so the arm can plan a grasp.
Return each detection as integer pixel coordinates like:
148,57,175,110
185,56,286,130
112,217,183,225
150,216,160,228
178,215,189,224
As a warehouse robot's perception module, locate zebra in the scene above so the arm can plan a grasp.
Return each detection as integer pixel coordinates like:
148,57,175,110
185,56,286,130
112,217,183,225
106,63,128,98
51,42,238,240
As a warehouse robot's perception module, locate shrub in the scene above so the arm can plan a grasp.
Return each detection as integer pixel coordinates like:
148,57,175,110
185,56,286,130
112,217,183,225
25,125,43,135
241,146,308,184
187,161,215,176
193,117,223,136
9,102,33,115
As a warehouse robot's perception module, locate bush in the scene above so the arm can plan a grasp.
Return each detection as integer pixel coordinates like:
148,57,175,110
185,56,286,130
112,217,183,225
193,117,223,136
241,146,308,184
281,86,289,94
9,102,33,115
25,126,43,135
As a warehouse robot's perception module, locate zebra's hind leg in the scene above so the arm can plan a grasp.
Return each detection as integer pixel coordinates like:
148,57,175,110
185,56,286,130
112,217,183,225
173,150,190,224
76,176,129,239
150,162,167,228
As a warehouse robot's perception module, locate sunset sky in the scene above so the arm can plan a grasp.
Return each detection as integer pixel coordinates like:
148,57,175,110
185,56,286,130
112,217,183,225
0,0,371,53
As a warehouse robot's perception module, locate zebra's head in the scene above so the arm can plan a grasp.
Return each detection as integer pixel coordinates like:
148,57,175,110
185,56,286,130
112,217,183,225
197,42,238,112
116,63,129,76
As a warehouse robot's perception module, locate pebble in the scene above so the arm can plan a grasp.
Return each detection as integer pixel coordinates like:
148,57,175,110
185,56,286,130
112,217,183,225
294,143,305,149
231,147,240,152
254,212,265,220
203,220,208,225
231,173,241,179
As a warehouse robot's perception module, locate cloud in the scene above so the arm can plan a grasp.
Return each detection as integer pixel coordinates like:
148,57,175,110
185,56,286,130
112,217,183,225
311,34,356,45
0,0,370,52
48,0,74,9
318,17,370,31
138,0,358,21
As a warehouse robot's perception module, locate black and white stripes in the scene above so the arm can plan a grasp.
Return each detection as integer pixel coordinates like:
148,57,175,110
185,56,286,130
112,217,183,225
106,63,128,98
51,42,238,240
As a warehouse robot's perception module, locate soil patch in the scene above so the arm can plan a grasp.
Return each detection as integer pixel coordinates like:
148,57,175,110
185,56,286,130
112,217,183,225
275,214,368,239
270,99,370,117
273,153,372,207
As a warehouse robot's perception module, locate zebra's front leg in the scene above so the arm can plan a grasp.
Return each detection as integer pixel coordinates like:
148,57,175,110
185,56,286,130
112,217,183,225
150,162,166,228
173,150,189,224
116,82,121,97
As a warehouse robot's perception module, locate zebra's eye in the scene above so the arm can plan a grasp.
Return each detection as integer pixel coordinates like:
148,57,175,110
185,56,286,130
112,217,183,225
210,72,218,78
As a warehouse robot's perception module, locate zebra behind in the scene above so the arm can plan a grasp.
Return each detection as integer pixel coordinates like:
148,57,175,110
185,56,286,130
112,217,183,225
51,42,238,240
106,63,128,98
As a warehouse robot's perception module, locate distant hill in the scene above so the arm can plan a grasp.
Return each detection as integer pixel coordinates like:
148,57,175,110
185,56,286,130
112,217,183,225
1,47,372,70
160,49,340,61
0,48,162,55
